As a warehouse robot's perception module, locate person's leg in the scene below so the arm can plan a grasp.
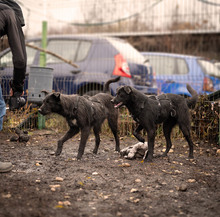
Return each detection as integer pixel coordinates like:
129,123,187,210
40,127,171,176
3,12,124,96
0,85,12,172
0,84,6,131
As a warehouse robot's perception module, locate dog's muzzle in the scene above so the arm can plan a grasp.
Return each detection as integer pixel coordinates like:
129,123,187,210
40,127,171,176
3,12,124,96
111,99,123,109
38,108,44,115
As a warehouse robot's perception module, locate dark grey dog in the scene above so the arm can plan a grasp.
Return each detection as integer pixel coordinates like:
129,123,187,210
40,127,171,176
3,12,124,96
111,84,198,162
38,77,120,160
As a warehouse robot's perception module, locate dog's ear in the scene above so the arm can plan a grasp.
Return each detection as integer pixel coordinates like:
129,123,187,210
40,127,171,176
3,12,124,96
124,86,132,95
52,92,61,100
41,90,50,96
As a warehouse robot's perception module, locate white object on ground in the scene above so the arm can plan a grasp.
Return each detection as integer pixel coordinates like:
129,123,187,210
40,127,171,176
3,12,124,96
120,142,148,159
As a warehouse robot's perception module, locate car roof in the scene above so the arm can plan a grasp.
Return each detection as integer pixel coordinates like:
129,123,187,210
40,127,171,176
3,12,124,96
142,52,204,60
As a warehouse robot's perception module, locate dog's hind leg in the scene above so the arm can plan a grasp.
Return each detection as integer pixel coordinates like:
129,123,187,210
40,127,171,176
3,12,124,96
92,124,101,154
77,126,91,160
133,125,145,143
108,117,120,152
161,119,177,157
56,126,80,156
178,122,194,159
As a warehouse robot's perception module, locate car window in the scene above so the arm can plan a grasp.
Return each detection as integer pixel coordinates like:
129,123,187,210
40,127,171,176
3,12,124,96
198,59,220,78
146,55,188,75
46,39,91,63
76,41,91,61
0,45,38,67
107,38,145,64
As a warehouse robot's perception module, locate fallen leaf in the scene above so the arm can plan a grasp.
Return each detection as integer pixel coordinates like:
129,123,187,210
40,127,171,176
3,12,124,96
55,177,64,182
130,188,138,193
174,170,182,174
49,184,61,188
78,181,84,186
119,163,131,167
2,193,11,198
187,179,196,183
50,184,61,191
135,179,141,183
58,201,71,206
133,198,140,203
55,205,64,209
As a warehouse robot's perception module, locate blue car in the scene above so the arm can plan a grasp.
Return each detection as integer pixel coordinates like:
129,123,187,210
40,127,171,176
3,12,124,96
142,52,220,96
0,35,157,103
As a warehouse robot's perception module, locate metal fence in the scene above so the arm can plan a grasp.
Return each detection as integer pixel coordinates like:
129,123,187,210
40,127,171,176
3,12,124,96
2,82,219,146
1,0,220,145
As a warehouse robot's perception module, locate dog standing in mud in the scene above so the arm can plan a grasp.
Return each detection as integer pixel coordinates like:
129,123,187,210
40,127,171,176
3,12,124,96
111,84,198,162
38,77,120,160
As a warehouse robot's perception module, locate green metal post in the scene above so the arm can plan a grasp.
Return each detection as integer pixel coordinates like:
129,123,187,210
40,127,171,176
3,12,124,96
38,21,47,130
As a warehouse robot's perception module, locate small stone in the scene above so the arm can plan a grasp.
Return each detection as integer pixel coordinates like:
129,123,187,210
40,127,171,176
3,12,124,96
177,184,187,192
135,179,141,183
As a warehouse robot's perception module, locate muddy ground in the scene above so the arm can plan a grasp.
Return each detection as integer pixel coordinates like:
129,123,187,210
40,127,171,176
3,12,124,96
0,129,219,217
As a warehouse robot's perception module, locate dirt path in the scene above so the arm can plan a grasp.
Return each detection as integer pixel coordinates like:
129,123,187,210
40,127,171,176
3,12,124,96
0,130,219,217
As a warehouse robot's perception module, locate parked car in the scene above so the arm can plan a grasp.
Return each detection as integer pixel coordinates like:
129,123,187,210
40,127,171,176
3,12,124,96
0,35,157,103
142,52,220,96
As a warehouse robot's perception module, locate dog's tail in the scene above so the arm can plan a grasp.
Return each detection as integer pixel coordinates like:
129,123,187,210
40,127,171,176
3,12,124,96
186,84,198,109
103,76,121,93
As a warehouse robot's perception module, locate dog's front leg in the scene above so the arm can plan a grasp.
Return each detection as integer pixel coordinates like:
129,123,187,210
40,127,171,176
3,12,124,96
133,125,145,143
55,126,80,156
77,126,91,160
144,129,156,162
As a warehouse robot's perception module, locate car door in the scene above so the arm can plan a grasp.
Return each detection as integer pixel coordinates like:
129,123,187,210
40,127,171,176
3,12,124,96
144,54,191,95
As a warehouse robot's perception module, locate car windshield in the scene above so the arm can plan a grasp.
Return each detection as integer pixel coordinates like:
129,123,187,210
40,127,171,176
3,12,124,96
198,59,220,78
145,55,188,75
107,38,145,64
0,41,40,67
46,39,91,63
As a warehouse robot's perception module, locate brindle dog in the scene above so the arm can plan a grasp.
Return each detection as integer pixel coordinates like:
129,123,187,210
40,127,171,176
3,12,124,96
111,84,198,162
39,77,120,160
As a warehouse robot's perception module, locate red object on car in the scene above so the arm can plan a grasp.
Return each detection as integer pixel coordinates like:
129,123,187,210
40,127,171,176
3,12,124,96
113,54,131,78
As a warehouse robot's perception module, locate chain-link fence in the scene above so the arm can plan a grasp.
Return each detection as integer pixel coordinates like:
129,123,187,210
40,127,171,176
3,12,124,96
1,0,220,145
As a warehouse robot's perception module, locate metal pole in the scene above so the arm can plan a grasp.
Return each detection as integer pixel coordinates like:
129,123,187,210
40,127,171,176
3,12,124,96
38,1,48,129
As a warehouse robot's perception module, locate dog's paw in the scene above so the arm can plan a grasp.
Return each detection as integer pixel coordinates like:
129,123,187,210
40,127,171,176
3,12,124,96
144,157,153,162
76,154,83,160
115,148,120,153
55,149,62,156
93,149,98,154
188,155,194,159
